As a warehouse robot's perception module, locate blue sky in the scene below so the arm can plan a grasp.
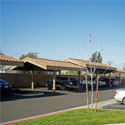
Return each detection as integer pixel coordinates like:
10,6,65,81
1,0,125,69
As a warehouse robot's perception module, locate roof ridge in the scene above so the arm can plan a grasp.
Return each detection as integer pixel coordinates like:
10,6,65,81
25,57,71,63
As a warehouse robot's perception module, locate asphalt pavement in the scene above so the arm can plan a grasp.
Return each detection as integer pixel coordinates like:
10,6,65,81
0,84,125,124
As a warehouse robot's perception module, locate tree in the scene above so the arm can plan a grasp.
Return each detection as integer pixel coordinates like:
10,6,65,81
19,52,37,60
90,51,102,63
97,52,102,63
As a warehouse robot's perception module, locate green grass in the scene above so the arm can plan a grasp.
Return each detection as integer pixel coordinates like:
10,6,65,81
16,109,125,125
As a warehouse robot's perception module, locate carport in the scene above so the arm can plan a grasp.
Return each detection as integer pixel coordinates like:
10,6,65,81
65,58,116,73
65,58,117,111
11,57,84,91
65,58,117,85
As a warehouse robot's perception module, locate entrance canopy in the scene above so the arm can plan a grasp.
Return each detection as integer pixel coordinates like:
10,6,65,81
11,57,84,71
65,58,117,74
0,53,23,66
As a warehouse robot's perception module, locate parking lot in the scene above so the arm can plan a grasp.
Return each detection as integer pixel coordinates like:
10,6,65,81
0,85,125,124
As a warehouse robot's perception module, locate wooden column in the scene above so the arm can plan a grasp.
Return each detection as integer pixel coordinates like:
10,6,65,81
53,70,56,92
109,73,111,87
78,71,81,89
95,73,100,112
59,70,61,80
85,73,89,111
119,73,122,85
31,71,34,91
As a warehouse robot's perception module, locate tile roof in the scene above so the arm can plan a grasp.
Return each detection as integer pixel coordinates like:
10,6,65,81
0,53,23,66
21,57,84,70
65,58,116,70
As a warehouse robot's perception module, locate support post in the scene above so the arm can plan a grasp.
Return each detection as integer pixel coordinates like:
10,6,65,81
119,73,122,85
95,73,100,112
31,71,34,91
85,73,89,111
53,70,56,92
78,71,81,89
59,70,61,80
109,73,111,87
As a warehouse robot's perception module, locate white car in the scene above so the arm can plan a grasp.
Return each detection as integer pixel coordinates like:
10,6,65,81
114,89,125,104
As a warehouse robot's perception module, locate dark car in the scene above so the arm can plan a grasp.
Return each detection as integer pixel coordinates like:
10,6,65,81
47,77,78,90
0,79,12,93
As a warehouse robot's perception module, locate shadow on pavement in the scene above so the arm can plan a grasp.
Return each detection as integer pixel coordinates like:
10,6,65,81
0,89,66,102
103,102,125,110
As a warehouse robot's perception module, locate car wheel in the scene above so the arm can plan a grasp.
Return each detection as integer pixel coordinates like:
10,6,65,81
122,97,125,105
61,85,66,90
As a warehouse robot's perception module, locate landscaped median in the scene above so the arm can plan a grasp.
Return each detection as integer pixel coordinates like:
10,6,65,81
15,109,125,125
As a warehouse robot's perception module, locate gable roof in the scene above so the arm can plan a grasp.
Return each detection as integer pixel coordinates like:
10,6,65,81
65,58,116,71
0,53,23,66
12,57,84,71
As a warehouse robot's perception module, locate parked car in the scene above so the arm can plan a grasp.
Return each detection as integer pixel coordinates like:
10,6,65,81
0,79,12,93
104,78,119,87
98,78,106,87
114,89,125,104
80,79,96,88
111,78,119,86
47,77,78,90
